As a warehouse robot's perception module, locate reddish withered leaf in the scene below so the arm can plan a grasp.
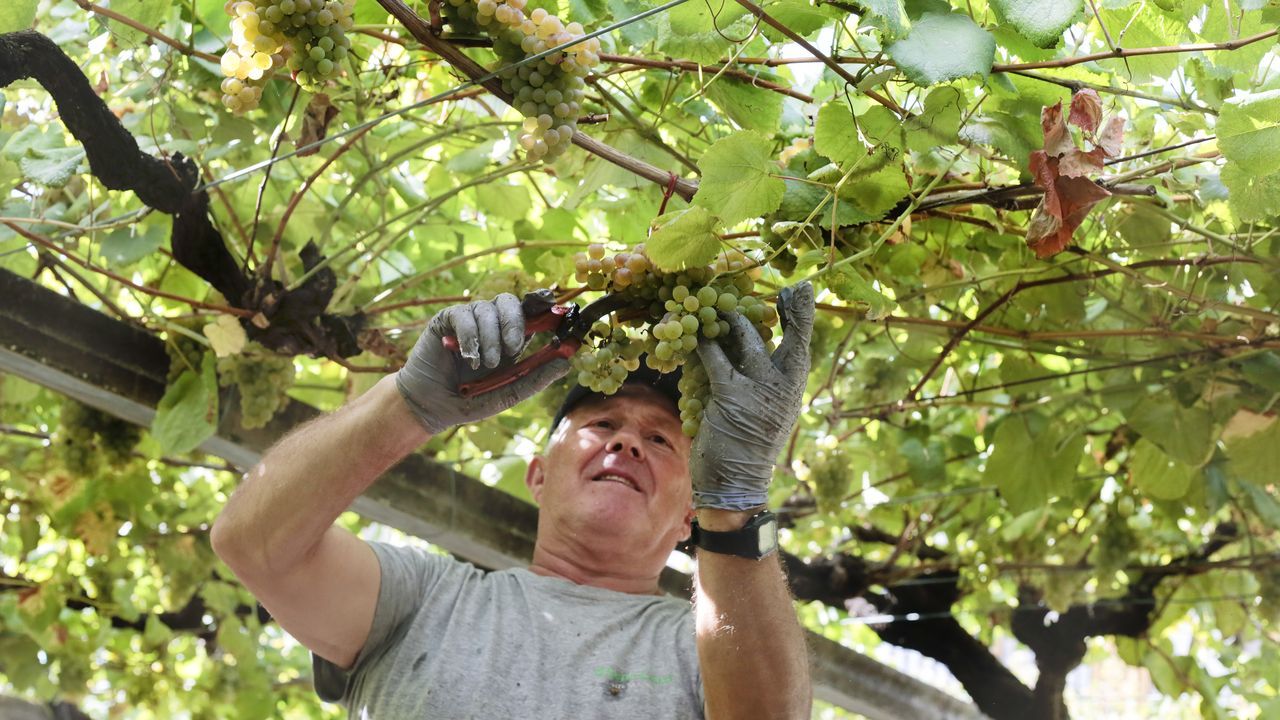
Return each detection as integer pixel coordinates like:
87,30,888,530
1068,89,1103,134
1097,115,1125,158
1026,99,1114,258
1040,101,1075,157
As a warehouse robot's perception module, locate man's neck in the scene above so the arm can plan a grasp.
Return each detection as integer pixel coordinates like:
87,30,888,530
527,542,665,596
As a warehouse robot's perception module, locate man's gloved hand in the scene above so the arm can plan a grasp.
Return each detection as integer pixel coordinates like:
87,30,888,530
690,282,815,511
396,290,571,435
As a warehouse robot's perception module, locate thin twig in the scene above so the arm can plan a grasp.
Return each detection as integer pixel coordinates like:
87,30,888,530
75,0,221,63
4,222,254,317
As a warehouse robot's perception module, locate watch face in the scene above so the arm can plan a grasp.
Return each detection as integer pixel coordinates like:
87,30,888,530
757,517,779,556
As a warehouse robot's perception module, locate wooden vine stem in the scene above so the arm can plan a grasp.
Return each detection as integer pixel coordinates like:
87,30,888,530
373,0,700,202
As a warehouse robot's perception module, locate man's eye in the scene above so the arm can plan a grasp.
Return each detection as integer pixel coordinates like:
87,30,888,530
592,420,614,429
650,434,670,446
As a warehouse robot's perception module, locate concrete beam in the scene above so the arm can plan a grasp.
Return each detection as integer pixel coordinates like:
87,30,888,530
0,268,989,720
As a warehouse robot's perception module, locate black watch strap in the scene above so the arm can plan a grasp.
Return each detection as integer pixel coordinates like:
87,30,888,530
689,511,779,559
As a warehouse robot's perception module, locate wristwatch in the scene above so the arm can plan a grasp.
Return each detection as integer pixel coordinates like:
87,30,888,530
689,510,779,559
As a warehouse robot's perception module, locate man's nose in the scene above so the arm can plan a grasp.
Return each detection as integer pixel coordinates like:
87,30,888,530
606,435,643,459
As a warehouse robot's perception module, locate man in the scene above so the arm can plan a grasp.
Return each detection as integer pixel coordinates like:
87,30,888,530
210,281,815,718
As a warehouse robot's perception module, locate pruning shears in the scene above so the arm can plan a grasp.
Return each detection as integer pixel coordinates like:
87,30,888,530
442,291,631,398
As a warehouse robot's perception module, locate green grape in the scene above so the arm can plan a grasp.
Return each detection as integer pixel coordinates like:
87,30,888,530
696,286,717,307
672,285,690,302
680,315,700,335
715,292,738,312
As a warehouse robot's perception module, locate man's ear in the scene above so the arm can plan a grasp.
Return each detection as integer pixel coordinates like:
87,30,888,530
525,455,546,505
678,505,695,543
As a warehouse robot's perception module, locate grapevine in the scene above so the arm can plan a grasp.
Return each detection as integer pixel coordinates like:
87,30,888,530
566,243,777,437
216,342,297,428
440,0,600,161
218,0,356,114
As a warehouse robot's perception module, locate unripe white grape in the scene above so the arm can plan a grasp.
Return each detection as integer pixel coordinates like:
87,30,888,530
530,7,547,22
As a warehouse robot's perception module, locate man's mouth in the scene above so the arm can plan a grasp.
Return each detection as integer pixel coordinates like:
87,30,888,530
592,473,640,492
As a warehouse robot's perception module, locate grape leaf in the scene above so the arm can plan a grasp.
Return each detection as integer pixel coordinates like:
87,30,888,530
20,147,85,188
1217,90,1280,177
990,0,1081,48
646,206,721,271
1221,164,1280,222
0,0,37,33
151,354,218,455
904,88,966,153
985,415,1084,513
110,0,170,43
828,270,896,320
761,0,833,40
693,131,785,226
814,102,862,167
1226,415,1280,487
859,0,910,34
887,13,995,86
1130,439,1196,501
100,224,164,266
705,79,784,134
658,0,752,64
1127,398,1215,467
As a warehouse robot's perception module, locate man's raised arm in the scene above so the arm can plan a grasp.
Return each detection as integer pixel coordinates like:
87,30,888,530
210,291,569,669
689,283,816,719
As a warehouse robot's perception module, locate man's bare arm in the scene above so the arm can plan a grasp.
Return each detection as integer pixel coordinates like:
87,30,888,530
694,507,811,720
210,375,429,667
210,293,569,669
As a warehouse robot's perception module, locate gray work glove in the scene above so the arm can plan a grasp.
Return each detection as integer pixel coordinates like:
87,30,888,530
396,290,571,435
690,282,815,511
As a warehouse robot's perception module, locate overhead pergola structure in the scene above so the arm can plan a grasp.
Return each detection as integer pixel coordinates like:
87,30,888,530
0,268,991,720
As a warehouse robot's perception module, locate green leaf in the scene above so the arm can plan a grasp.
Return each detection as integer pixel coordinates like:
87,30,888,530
887,13,995,86
0,0,37,33
20,147,85,188
1130,439,1196,501
814,102,863,167
1127,398,1215,467
705,79,784,134
775,179,876,228
100,224,165,266
1226,416,1280,486
195,0,232,37
985,415,1084,514
658,0,753,64
1217,90,1280,176
903,88,966,152
990,0,1081,48
828,270,896,319
859,0,910,34
693,131,785,226
110,0,170,43
1221,164,1280,221
761,0,832,40
151,354,217,455
845,166,910,219
959,111,1041,167
1238,480,1280,529
646,206,721,271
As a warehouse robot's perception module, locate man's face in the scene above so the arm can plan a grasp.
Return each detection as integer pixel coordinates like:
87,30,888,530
526,387,694,556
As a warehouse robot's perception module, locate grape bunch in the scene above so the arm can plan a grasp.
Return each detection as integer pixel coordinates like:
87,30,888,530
219,0,355,114
216,344,297,428
55,398,142,476
567,243,778,437
440,0,600,161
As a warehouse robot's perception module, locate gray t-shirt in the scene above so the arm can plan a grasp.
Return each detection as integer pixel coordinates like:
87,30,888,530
313,541,705,718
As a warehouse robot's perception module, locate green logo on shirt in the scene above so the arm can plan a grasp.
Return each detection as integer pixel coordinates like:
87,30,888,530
594,666,674,686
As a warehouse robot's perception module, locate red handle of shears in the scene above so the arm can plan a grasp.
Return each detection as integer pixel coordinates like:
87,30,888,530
441,304,575,398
